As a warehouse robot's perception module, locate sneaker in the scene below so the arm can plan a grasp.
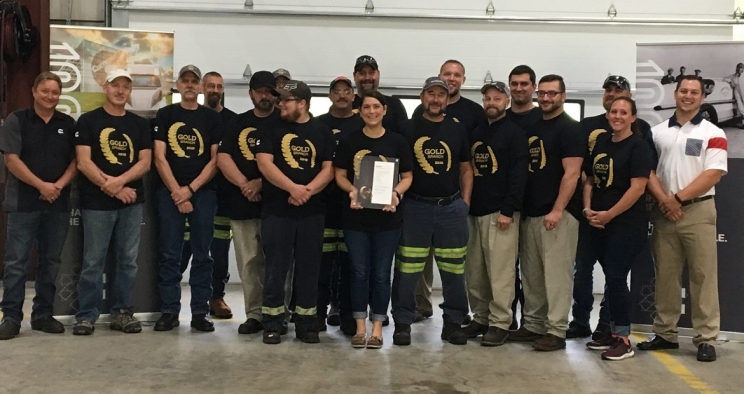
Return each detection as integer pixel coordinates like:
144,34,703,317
327,306,340,326
393,324,411,346
110,310,142,333
30,316,65,334
208,298,233,319
601,337,635,361
0,320,21,340
508,326,543,342
592,321,612,340
351,333,367,349
462,321,489,338
73,320,95,336
481,327,509,347
566,321,592,339
263,329,281,345
441,317,467,345
587,334,616,350
238,318,263,334
532,334,566,351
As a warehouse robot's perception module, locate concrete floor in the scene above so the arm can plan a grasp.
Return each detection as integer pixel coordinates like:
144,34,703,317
1,284,742,394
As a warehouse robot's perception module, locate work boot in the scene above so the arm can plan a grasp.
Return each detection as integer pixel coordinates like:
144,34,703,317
462,321,489,338
533,334,566,351
508,326,543,342
30,316,65,334
0,320,21,340
110,310,142,333
441,316,467,345
566,321,592,339
209,298,233,319
592,321,612,340
393,324,411,346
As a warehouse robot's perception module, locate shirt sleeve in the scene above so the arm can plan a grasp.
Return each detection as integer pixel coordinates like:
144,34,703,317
210,110,224,146
333,136,351,169
704,127,728,174
73,113,92,147
153,107,168,142
0,113,23,155
397,135,414,173
137,116,153,150
630,139,653,179
458,127,472,162
560,121,587,159
321,127,335,162
640,121,658,169
218,117,238,155
254,127,274,155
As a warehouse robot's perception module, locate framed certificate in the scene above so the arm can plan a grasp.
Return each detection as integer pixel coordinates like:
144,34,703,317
353,155,400,209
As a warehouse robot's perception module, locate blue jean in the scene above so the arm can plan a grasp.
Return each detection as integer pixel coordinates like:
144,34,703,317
345,228,400,321
76,204,143,322
572,218,611,327
1,211,69,324
156,186,216,315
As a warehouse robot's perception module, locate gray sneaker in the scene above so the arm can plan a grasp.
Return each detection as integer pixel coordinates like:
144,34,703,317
110,310,142,334
73,320,95,336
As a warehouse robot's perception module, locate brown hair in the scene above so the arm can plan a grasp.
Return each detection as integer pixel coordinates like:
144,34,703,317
33,72,62,92
610,97,640,136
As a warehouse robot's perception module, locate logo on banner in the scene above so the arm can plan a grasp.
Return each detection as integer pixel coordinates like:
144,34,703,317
470,141,497,177
281,133,316,169
414,136,452,174
100,127,135,165
168,122,204,158
238,127,258,161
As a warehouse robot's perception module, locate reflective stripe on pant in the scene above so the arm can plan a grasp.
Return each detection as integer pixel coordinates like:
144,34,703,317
261,214,324,329
519,213,578,338
391,198,469,325
465,211,520,330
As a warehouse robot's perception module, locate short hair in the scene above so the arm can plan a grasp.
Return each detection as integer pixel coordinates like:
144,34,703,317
361,90,387,107
33,72,62,91
440,59,465,75
538,74,566,92
203,71,223,82
675,75,705,93
509,65,536,84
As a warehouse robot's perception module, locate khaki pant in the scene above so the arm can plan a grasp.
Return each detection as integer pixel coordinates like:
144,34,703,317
651,198,719,346
465,212,520,330
520,213,578,337
414,252,434,313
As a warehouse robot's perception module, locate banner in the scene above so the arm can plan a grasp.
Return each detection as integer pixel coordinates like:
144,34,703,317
49,25,174,119
632,42,744,333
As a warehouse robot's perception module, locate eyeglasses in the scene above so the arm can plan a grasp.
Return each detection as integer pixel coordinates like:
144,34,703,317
331,89,353,95
536,90,564,98
278,97,301,103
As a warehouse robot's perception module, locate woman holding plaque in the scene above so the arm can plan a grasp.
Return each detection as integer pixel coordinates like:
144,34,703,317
334,91,413,349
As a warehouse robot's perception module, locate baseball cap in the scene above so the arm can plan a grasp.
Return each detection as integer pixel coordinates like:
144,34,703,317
603,75,631,91
422,76,449,93
272,80,312,102
330,76,353,90
273,68,292,80
480,81,510,97
354,55,378,73
249,71,276,90
105,69,132,83
178,64,202,80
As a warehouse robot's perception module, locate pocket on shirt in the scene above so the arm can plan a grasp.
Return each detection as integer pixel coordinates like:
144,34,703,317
685,138,703,157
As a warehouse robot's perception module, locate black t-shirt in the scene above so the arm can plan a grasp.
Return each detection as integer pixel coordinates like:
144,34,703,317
333,129,413,231
316,112,366,208
585,132,653,235
399,117,471,198
468,117,529,217
153,104,223,188
254,118,335,217
353,94,408,134
506,107,542,132
218,109,282,220
581,113,657,165
523,112,586,219
214,107,239,214
74,108,152,210
412,96,486,133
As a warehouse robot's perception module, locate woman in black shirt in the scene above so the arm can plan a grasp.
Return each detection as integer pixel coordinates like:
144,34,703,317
334,92,413,349
582,97,653,361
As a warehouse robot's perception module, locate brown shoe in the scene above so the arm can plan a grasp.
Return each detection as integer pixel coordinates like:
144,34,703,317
209,298,233,319
351,333,367,349
508,326,543,342
533,334,566,351
367,336,383,349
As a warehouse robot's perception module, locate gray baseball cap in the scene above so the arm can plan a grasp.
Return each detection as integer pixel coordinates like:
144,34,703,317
273,68,292,80
422,76,449,93
272,80,312,102
481,81,510,97
178,64,202,80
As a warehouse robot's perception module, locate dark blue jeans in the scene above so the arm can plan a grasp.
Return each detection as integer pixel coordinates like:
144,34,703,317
156,187,216,315
76,204,143,322
572,218,611,327
345,228,400,321
1,211,69,324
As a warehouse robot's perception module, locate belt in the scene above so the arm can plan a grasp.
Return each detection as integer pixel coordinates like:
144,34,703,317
406,191,461,206
681,195,713,206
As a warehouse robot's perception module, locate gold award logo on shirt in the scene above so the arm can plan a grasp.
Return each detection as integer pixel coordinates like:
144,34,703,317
238,127,257,161
527,136,546,172
593,153,614,187
168,122,205,158
100,127,135,165
414,136,451,175
470,141,498,177
588,129,607,154
281,133,316,169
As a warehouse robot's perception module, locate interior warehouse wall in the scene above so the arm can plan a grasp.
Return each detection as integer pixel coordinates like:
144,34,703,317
115,1,733,289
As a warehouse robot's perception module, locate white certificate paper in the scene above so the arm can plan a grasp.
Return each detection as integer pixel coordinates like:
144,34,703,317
371,161,396,205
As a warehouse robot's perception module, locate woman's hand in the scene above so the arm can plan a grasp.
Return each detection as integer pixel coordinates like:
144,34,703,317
382,191,400,212
349,188,363,210
586,209,613,228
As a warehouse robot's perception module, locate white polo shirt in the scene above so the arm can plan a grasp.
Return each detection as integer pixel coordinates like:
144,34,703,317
652,112,728,197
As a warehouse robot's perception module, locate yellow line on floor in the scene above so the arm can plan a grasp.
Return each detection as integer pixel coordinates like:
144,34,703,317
631,334,719,394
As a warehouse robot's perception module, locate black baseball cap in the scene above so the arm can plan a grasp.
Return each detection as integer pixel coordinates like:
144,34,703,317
603,75,631,91
422,76,449,93
249,71,275,90
354,55,378,72
272,80,312,102
330,76,353,90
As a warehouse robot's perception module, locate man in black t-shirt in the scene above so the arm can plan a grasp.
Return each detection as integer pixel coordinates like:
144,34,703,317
391,77,474,346
0,72,77,340
463,82,529,346
351,55,408,133
217,71,282,335
510,74,585,352
255,80,335,344
316,76,365,335
152,65,223,333
73,69,152,336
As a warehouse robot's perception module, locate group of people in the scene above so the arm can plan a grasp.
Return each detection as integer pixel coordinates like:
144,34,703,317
0,55,727,364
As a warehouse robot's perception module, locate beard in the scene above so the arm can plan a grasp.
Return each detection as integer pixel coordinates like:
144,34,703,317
253,97,274,112
425,103,445,117
206,92,221,108
485,106,504,120
540,101,562,114
281,107,301,122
